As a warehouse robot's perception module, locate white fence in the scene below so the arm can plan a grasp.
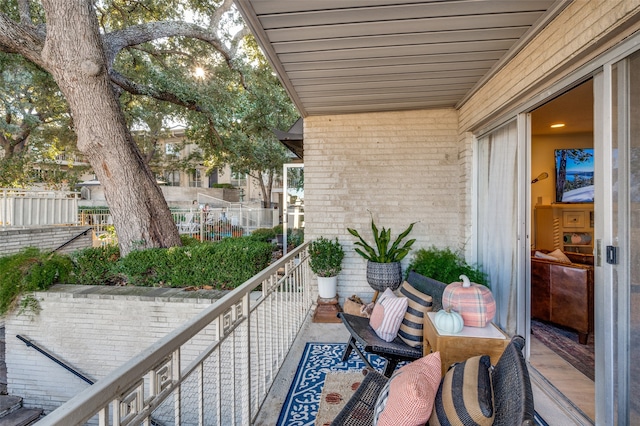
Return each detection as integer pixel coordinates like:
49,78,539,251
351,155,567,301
81,207,279,241
1,189,79,228
0,188,277,241
36,243,313,426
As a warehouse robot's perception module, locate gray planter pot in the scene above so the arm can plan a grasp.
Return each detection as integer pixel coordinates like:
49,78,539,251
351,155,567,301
366,261,403,292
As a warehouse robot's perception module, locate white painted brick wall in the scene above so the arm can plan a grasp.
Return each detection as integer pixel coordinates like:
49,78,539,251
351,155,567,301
6,286,219,414
459,0,640,133
455,0,640,257
0,226,92,256
304,109,462,302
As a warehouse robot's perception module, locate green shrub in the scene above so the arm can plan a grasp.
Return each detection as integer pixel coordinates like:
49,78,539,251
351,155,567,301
71,245,121,285
0,248,74,314
250,228,277,242
288,228,304,248
309,237,344,277
180,235,202,246
203,238,274,288
407,246,488,286
117,247,171,286
119,238,273,289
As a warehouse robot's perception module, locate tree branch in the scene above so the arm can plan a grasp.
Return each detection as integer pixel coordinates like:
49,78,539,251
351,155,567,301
18,0,32,24
103,21,231,67
110,69,225,147
109,69,203,112
0,12,45,66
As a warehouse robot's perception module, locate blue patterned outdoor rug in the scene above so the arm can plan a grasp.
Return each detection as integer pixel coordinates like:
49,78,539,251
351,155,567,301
277,342,549,426
276,343,386,426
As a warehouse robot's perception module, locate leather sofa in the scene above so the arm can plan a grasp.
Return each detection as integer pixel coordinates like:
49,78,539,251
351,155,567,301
531,252,594,344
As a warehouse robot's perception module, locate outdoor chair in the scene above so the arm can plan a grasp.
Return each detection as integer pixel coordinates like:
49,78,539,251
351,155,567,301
337,271,446,377
330,335,535,426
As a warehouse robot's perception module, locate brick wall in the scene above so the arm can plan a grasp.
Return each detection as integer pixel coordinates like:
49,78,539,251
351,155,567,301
304,109,461,300
5,285,221,414
0,226,93,256
451,0,640,259
459,0,640,133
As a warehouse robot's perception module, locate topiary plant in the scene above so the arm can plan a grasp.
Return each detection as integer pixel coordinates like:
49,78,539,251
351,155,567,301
309,237,345,277
407,246,488,286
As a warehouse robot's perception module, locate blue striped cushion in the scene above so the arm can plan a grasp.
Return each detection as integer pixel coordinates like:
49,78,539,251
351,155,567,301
430,355,495,426
397,281,433,347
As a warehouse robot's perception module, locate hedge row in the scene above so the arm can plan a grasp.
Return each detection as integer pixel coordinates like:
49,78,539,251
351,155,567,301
0,237,275,315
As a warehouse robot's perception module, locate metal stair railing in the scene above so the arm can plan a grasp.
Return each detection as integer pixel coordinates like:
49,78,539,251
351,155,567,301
16,335,94,385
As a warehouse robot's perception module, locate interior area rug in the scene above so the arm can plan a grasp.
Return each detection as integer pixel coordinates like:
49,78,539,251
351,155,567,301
531,319,595,380
276,342,387,426
315,371,365,426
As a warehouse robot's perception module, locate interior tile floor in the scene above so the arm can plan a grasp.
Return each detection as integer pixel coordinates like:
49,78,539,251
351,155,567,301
255,308,596,425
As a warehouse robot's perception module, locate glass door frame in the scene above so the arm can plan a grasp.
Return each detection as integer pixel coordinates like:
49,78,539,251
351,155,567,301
472,29,640,425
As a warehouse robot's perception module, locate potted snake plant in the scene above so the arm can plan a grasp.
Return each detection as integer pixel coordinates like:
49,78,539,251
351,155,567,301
347,218,416,293
309,237,345,298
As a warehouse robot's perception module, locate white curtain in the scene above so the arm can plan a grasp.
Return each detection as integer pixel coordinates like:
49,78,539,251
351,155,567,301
476,121,519,334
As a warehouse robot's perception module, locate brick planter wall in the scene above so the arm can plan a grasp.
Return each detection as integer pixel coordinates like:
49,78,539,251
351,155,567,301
5,285,226,414
0,226,92,256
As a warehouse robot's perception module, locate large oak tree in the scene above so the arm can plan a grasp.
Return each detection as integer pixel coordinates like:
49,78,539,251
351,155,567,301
0,0,295,256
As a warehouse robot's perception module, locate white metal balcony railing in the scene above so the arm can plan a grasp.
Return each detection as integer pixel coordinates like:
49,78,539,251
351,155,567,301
36,242,313,425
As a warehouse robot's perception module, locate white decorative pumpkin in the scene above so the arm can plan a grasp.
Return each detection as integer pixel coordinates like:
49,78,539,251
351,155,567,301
434,308,464,334
442,274,496,327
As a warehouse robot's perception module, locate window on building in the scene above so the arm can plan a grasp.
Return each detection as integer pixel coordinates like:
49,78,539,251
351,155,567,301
189,169,202,187
165,143,180,156
164,170,180,186
208,169,219,187
231,171,247,187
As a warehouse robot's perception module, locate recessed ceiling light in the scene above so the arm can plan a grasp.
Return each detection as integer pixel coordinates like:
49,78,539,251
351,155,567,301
550,123,565,128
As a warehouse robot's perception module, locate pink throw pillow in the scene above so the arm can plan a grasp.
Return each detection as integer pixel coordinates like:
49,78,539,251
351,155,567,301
375,352,442,426
369,288,408,342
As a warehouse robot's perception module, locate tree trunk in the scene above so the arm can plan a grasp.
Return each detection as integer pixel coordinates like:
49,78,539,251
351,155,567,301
41,0,181,256
257,171,273,208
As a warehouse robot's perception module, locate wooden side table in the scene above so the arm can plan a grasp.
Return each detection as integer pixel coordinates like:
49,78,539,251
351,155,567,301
423,312,510,376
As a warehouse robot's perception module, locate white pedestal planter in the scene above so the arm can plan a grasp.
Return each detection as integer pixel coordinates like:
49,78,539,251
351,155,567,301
317,276,338,299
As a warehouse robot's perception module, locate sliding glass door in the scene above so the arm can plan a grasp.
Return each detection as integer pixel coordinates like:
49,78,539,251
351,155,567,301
604,49,640,425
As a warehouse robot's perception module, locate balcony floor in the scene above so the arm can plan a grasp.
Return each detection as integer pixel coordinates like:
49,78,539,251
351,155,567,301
255,305,593,426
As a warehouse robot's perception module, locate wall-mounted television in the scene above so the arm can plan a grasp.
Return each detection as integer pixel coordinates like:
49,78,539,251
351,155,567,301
555,148,594,203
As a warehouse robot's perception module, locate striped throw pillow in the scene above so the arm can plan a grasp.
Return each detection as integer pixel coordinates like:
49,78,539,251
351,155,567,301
430,355,495,426
369,288,409,342
397,281,433,347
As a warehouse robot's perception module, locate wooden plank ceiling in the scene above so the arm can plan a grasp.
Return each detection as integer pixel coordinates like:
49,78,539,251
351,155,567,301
235,0,567,116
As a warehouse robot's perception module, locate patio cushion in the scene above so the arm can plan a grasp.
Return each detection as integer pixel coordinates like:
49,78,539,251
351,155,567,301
370,288,408,342
397,281,433,347
372,352,441,426
430,355,494,426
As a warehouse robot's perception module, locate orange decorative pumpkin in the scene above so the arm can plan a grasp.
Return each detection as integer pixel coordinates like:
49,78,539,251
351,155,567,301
442,274,496,327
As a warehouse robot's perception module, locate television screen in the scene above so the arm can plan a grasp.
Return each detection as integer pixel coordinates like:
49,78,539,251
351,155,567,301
555,148,594,203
